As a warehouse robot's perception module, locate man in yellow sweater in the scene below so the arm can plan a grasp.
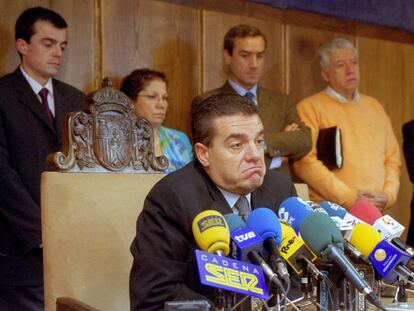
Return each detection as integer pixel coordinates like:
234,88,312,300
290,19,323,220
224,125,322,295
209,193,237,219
293,38,401,210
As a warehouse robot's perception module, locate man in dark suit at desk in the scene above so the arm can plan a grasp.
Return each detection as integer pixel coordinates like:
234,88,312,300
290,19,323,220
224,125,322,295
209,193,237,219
192,24,311,177
130,94,297,310
0,7,85,310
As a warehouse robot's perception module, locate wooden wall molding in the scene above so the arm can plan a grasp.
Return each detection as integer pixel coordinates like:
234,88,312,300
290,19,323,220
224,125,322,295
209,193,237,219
162,0,414,44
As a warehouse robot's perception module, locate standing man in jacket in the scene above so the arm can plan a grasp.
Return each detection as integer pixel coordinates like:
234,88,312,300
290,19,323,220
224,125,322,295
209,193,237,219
192,24,311,177
293,38,401,210
0,7,85,310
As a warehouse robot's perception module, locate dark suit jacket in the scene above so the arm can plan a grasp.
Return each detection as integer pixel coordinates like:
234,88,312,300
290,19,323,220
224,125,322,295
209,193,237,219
402,120,414,245
403,120,414,183
0,68,85,286
192,82,311,176
130,160,297,311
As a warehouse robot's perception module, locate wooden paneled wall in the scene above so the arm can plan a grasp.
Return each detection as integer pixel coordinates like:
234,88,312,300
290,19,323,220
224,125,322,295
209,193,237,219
1,0,413,240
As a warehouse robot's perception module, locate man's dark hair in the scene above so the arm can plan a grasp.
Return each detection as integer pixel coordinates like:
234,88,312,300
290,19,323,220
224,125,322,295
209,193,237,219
192,93,258,146
223,24,267,56
120,68,167,101
15,7,67,42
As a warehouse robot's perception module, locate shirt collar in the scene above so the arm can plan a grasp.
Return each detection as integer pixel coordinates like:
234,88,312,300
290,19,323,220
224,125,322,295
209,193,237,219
20,66,53,96
218,186,252,211
326,86,359,103
228,78,258,102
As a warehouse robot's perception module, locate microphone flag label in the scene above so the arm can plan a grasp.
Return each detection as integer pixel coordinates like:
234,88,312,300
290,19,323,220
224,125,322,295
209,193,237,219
195,250,269,299
230,227,264,262
368,239,410,281
279,234,316,275
373,215,405,240
339,213,364,231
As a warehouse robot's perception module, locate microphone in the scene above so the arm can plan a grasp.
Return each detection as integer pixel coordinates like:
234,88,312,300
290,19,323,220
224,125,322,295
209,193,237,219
318,201,371,265
350,200,413,259
192,210,230,256
277,196,313,233
306,200,330,215
343,240,372,266
299,212,386,311
224,213,284,290
279,222,324,281
246,208,290,287
349,200,382,225
319,201,365,231
348,223,414,283
191,210,230,309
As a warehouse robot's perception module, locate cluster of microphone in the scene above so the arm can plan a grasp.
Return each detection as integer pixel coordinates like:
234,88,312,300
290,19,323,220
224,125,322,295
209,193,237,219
191,197,414,311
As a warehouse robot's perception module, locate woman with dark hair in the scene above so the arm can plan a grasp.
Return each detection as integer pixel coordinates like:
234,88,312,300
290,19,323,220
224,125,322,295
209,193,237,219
121,68,192,173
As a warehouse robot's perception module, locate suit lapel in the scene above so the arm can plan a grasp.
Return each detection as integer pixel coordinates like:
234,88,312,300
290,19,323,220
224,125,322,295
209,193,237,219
220,81,238,94
257,87,272,121
194,161,233,215
12,68,57,135
52,81,66,135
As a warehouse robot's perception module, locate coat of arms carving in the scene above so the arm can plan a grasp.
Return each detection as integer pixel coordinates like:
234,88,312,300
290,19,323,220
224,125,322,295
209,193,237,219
49,78,169,173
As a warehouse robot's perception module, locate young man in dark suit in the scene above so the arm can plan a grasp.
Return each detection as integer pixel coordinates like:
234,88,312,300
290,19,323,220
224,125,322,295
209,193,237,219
0,7,85,310
130,94,297,310
192,24,311,177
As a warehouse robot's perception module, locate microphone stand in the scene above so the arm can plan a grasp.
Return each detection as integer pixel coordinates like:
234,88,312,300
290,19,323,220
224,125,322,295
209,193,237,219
393,279,408,306
339,276,353,311
215,288,226,311
378,277,414,310
289,273,329,311
264,281,301,311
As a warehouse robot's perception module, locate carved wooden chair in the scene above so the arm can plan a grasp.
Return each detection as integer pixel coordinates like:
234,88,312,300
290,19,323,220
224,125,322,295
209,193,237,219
41,79,167,311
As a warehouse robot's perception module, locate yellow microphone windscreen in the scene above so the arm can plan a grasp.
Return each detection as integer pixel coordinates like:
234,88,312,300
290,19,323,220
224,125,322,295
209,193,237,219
348,223,383,257
192,210,230,255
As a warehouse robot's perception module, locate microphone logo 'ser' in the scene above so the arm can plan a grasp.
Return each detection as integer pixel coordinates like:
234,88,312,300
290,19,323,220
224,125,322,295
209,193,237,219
374,248,387,261
234,230,257,243
280,236,297,254
195,250,269,299
277,207,295,226
196,215,227,233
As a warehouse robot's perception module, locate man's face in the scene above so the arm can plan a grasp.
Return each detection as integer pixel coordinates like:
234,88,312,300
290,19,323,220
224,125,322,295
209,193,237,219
321,47,360,100
195,113,266,195
16,20,67,85
224,36,266,90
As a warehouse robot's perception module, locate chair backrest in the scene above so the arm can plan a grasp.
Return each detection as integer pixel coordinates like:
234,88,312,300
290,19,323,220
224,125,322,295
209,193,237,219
294,183,309,201
41,172,165,311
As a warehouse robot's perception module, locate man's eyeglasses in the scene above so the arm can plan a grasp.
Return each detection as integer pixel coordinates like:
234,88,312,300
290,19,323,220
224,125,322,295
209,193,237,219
137,94,169,103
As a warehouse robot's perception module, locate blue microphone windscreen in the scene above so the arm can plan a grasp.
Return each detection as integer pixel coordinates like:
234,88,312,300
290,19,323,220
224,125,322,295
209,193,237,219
319,201,347,219
278,197,314,233
300,212,344,255
247,207,282,246
224,213,246,232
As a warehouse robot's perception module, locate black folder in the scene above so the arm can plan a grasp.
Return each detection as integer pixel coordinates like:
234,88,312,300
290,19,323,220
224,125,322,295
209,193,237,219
316,126,343,170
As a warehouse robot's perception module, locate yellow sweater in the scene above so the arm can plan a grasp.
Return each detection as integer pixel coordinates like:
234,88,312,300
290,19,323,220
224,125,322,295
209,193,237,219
293,91,401,209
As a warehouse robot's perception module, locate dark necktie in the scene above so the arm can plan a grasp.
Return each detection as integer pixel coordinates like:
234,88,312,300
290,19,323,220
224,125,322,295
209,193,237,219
39,88,54,126
234,195,250,221
244,91,255,102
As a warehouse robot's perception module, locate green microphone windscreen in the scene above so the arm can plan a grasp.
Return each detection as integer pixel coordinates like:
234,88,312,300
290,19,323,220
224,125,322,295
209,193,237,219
300,212,343,255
